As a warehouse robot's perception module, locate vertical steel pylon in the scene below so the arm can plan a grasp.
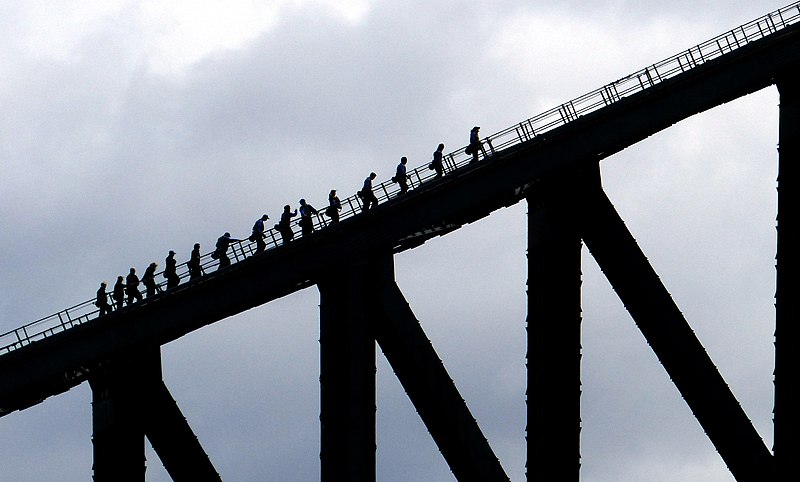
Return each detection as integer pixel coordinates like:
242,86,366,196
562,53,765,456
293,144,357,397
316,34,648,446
774,69,800,479
526,173,584,481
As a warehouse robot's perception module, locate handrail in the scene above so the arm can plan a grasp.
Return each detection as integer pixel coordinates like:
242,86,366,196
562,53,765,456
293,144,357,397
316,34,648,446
3,1,800,355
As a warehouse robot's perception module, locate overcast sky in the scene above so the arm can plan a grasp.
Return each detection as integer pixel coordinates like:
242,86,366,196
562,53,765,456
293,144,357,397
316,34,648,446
0,1,791,480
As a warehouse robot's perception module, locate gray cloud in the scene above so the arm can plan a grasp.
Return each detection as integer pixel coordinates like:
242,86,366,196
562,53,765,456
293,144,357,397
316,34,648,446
0,1,787,480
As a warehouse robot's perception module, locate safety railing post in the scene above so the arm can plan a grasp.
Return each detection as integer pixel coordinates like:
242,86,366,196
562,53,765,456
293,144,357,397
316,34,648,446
413,169,423,188
348,197,360,216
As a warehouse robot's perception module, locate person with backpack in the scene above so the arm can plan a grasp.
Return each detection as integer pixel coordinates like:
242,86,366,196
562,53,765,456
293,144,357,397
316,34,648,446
125,268,143,305
112,276,125,310
277,205,297,244
298,199,318,236
325,189,342,224
430,143,445,178
188,243,204,280
142,262,160,298
250,214,270,253
95,281,113,316
213,232,239,270
467,126,481,163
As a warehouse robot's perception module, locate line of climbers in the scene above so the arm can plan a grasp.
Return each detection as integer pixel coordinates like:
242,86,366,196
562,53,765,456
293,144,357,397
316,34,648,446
93,128,484,317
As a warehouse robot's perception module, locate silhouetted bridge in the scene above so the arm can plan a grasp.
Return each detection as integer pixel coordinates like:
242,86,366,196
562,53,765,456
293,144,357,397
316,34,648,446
3,3,800,480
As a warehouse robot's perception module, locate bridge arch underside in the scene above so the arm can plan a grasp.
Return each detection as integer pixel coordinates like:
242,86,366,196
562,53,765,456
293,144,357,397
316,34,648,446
2,26,800,481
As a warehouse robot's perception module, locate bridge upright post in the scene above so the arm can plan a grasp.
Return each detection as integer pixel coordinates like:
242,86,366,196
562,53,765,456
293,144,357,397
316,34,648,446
89,351,160,481
775,70,800,478
318,263,377,482
89,348,220,481
526,173,584,481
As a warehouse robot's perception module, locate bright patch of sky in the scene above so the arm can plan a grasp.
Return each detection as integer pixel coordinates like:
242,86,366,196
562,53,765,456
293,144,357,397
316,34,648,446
10,0,372,76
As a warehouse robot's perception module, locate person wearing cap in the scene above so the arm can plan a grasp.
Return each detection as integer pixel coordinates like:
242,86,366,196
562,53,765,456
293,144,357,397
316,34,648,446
251,214,270,253
213,232,240,270
164,250,180,289
469,126,481,163
142,262,161,298
298,199,318,236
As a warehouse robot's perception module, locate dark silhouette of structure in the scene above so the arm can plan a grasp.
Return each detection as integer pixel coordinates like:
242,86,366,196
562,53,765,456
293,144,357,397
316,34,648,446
2,5,800,480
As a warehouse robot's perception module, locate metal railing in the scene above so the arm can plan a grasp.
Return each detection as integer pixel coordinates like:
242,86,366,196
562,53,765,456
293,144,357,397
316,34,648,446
3,1,800,355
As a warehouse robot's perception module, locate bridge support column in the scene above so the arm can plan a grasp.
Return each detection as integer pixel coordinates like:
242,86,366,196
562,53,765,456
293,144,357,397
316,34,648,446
90,349,220,482
526,176,583,481
89,354,157,481
775,71,800,477
371,256,509,482
319,265,377,482
578,168,774,480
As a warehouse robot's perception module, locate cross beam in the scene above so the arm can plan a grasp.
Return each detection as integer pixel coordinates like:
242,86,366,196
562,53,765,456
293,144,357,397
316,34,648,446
88,350,220,481
577,168,774,480
318,257,509,482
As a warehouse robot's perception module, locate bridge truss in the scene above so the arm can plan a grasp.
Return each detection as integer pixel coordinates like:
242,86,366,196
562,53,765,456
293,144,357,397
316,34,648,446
2,3,800,480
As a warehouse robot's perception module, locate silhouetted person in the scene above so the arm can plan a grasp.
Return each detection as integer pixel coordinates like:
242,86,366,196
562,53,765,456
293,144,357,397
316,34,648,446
251,214,270,253
394,156,409,194
213,232,238,269
188,243,203,280
142,262,160,298
113,276,125,311
326,189,342,224
468,126,481,163
164,250,180,289
126,268,143,305
431,143,445,178
277,205,297,244
360,172,378,211
298,199,318,236
95,282,113,316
